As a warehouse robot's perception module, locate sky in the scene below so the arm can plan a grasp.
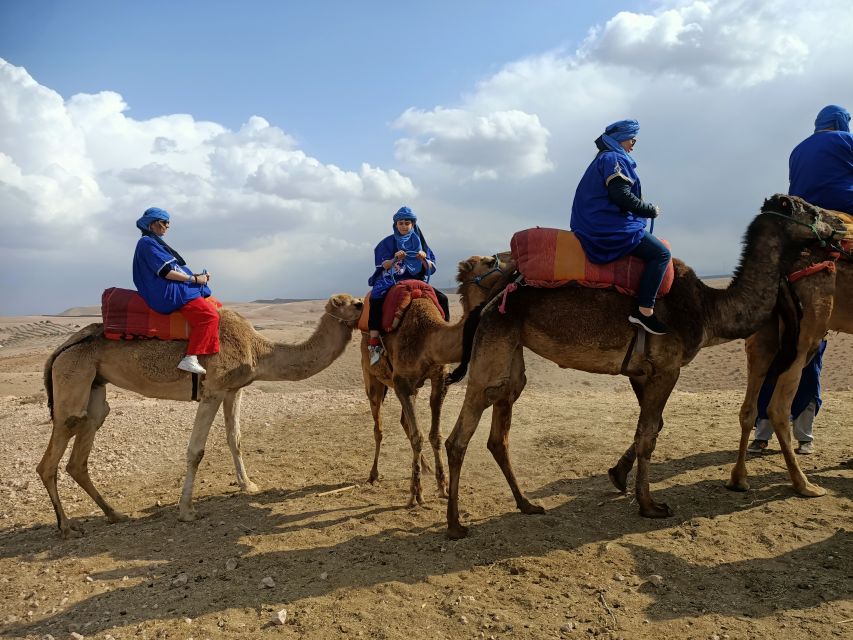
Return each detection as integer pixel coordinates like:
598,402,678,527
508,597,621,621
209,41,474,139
1,0,852,315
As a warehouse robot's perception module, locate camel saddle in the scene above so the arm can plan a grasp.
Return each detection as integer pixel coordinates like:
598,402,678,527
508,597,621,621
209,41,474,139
510,227,675,298
101,287,222,341
358,281,445,334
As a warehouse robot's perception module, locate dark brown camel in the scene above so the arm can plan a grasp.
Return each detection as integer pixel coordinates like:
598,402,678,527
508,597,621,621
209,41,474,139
442,195,845,539
727,228,852,494
360,254,512,506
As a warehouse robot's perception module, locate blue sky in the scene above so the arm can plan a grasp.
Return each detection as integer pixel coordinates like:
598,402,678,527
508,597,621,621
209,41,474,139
1,1,852,314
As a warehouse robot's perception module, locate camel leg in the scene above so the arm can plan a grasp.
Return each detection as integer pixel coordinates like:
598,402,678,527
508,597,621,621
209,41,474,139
65,384,127,525
223,388,259,494
178,396,224,521
365,372,387,484
728,325,777,492
37,421,79,538
428,370,449,498
634,369,679,518
393,377,425,507
608,377,645,493
767,353,826,497
484,349,542,515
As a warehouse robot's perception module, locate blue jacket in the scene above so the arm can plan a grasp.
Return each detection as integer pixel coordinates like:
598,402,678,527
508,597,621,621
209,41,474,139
789,130,853,215
570,151,649,263
367,234,437,298
132,236,211,314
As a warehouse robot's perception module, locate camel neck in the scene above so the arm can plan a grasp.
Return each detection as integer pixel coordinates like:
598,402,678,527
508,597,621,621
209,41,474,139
255,313,353,381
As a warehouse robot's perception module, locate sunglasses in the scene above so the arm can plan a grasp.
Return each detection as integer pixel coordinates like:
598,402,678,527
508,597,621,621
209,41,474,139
158,220,170,227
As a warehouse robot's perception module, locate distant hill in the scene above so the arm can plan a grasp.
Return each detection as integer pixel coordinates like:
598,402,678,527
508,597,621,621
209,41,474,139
251,298,313,304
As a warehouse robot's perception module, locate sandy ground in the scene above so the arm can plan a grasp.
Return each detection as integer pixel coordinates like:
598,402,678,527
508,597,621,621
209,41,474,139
0,295,851,640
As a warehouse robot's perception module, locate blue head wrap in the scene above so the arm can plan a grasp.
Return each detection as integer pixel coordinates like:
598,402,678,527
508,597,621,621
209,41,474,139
598,119,640,168
390,206,424,275
814,105,851,133
136,207,170,234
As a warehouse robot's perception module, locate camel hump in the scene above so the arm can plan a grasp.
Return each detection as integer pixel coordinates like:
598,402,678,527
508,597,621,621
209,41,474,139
510,227,675,298
359,282,445,335
101,287,222,341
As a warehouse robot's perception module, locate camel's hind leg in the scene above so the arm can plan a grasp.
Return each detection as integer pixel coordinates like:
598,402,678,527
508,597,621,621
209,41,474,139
634,368,680,518
178,395,224,521
223,388,259,494
485,349,542,515
393,377,426,507
64,384,127,525
728,325,777,492
427,369,449,498
364,372,387,484
37,421,79,538
608,377,645,493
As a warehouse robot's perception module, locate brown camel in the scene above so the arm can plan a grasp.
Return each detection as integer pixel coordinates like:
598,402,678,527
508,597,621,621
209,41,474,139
38,294,363,538
727,237,853,495
442,195,845,539
360,254,513,507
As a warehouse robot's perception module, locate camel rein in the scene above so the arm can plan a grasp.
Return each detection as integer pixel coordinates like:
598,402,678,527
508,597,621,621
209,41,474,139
324,311,356,326
470,254,508,290
760,209,830,246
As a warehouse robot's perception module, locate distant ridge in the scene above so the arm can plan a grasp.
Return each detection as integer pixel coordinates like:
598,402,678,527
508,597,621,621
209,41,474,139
251,297,312,304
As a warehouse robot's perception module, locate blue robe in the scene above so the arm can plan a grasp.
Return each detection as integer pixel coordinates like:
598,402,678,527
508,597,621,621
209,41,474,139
367,234,437,298
789,130,853,215
757,340,826,420
570,151,649,263
133,236,210,314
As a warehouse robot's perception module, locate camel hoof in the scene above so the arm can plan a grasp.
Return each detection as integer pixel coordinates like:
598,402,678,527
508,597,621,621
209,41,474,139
178,508,196,522
607,467,628,494
447,523,469,540
106,511,130,524
243,481,260,494
519,501,545,515
60,520,85,539
639,501,674,518
725,478,750,492
796,482,827,498
436,483,449,499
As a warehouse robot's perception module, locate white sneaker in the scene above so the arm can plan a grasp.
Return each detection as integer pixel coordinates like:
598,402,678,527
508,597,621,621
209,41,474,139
368,344,384,366
178,355,207,375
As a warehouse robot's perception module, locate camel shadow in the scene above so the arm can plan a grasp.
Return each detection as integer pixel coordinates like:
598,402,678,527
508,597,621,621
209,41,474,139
2,467,851,638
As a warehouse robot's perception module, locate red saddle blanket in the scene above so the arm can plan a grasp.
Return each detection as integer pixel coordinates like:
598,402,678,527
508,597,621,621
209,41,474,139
357,281,445,333
102,287,222,341
510,227,675,298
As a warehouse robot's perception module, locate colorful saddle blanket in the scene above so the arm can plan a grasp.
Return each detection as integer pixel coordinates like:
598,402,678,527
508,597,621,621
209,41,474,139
102,287,222,341
510,227,675,297
358,280,445,333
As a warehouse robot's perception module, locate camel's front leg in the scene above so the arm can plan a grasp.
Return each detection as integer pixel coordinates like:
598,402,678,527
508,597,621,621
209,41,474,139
393,377,425,507
223,388,258,494
608,377,645,493
727,326,777,492
634,369,679,518
364,371,387,484
428,369,449,498
65,385,127,525
178,395,224,521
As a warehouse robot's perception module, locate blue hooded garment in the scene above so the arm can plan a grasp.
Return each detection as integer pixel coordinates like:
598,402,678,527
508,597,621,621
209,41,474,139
789,129,853,215
367,207,436,298
570,120,648,263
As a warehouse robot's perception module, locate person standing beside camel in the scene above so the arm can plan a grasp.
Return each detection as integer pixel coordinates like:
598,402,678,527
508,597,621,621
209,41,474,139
366,206,450,365
132,207,218,375
570,119,671,335
749,104,853,456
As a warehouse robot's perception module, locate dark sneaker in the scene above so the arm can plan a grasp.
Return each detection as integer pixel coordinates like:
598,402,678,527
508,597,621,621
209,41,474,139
628,310,669,335
795,440,814,455
747,439,769,454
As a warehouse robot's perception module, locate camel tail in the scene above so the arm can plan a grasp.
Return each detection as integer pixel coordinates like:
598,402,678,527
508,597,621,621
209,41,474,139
765,280,802,386
44,324,103,420
446,303,484,385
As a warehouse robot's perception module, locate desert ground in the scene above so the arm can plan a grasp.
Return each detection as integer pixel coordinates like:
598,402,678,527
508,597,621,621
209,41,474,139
0,293,851,640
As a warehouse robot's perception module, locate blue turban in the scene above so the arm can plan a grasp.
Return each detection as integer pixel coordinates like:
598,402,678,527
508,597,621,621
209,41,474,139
599,119,640,167
814,105,851,133
393,206,417,222
136,207,170,233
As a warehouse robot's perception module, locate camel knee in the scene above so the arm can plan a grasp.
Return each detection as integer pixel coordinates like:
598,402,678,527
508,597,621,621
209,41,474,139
187,448,205,468
429,431,443,450
65,459,88,481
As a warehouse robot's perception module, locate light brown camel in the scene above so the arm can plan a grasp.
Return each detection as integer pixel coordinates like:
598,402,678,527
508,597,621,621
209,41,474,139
442,195,845,539
38,294,363,538
360,254,512,507
727,240,853,495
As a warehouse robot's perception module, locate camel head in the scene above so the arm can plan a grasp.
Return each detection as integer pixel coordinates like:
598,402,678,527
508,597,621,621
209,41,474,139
324,293,364,328
456,253,516,309
761,194,848,245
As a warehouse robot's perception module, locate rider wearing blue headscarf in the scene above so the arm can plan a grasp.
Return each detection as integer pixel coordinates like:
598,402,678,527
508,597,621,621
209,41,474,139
570,119,671,335
749,104,853,455
365,206,448,364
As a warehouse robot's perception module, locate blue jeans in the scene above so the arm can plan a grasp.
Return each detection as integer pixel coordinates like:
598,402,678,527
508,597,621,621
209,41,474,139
628,231,671,308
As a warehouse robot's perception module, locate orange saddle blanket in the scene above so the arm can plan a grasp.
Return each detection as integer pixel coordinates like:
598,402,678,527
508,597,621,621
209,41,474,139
358,281,445,333
102,287,222,341
510,227,675,298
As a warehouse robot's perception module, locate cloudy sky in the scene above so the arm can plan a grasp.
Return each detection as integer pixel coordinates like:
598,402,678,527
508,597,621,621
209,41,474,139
2,0,852,315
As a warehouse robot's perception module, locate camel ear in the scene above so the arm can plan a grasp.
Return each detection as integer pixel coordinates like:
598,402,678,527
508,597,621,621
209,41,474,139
330,294,345,307
458,258,475,274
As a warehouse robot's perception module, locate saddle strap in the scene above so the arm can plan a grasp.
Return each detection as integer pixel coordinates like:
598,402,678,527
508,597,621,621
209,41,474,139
788,260,837,283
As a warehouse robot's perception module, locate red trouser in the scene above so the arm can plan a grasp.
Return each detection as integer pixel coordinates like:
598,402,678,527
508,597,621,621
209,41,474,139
179,297,220,355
